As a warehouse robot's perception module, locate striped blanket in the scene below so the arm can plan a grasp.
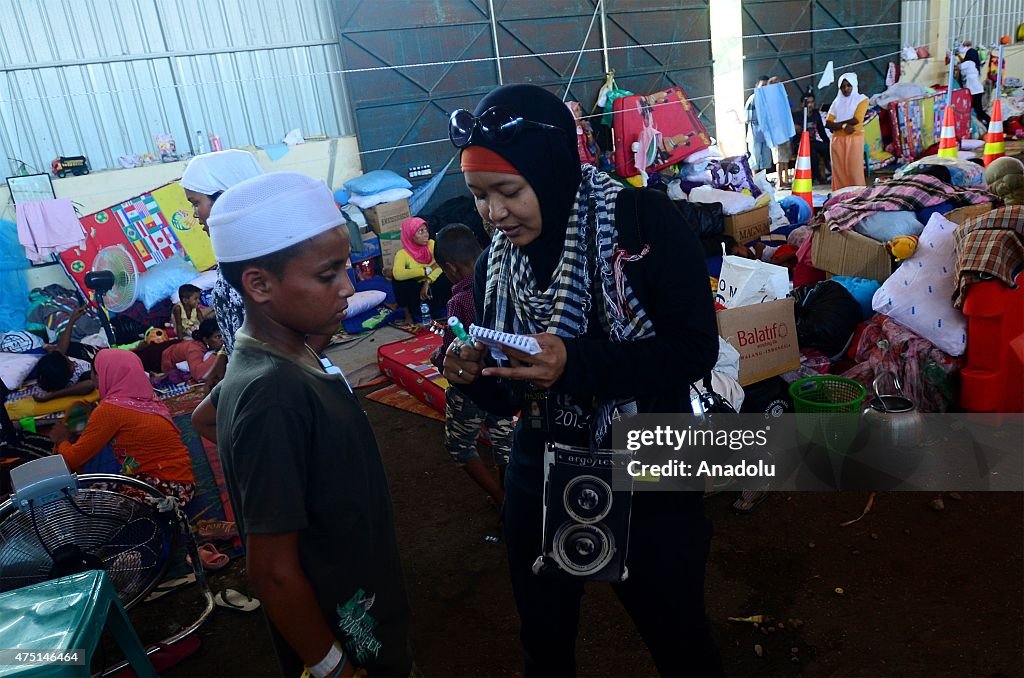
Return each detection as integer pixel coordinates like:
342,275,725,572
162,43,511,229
824,175,996,232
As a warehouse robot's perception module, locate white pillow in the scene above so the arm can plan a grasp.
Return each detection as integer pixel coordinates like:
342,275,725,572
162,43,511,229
346,290,387,317
347,188,413,210
0,352,41,390
872,213,967,356
1,331,44,353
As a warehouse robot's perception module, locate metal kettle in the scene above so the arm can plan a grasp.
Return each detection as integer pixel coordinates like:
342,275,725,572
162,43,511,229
861,371,924,448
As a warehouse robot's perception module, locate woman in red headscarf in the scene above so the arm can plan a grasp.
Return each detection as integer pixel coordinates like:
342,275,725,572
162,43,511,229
49,349,195,505
391,216,452,326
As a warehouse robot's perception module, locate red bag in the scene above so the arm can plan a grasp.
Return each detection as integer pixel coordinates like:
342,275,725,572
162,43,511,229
612,86,710,177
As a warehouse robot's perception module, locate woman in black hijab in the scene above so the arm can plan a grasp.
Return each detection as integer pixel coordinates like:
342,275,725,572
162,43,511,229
443,84,722,676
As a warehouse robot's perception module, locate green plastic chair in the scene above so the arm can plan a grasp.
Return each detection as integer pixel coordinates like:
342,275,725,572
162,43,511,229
0,570,155,677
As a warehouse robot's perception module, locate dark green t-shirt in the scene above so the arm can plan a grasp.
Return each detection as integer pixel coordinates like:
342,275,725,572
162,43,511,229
214,333,412,675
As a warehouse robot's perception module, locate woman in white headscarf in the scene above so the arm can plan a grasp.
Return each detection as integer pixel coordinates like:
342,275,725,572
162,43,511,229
180,149,263,386
825,73,869,190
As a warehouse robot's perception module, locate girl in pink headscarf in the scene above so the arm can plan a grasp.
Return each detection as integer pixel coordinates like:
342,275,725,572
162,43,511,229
391,216,451,326
49,349,195,505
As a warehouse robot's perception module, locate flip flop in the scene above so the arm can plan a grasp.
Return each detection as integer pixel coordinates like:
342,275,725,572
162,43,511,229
195,519,238,541
197,543,230,571
214,588,261,612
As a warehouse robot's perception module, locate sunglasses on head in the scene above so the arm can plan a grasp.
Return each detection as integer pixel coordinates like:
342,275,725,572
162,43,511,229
448,106,563,149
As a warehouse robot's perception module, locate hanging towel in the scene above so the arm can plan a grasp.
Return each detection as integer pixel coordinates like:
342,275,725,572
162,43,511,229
15,198,86,263
754,83,797,147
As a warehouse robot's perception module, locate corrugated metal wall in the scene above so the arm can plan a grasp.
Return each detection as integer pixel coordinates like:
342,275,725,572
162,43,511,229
901,0,931,49
339,0,715,210
0,0,352,178
950,0,1023,46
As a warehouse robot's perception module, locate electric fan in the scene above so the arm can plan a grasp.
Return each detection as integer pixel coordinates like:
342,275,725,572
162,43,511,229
0,456,214,665
85,245,139,346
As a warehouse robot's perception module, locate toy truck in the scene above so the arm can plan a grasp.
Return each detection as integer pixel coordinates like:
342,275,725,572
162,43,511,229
51,156,90,178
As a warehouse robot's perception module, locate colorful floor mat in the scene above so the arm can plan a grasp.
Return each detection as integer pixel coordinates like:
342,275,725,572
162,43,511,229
365,383,445,422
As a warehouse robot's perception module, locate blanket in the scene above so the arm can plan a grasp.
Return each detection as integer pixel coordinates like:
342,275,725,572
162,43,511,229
824,175,995,232
952,206,1024,308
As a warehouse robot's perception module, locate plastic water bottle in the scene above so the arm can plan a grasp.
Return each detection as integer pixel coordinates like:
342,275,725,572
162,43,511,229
195,130,207,155
419,303,432,326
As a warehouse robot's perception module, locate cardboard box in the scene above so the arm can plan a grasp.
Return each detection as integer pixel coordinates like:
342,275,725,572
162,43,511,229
811,202,995,283
379,230,402,274
722,205,770,243
364,198,411,235
811,226,892,282
716,297,800,386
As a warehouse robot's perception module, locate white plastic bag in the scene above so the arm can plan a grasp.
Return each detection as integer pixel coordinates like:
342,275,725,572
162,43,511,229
716,255,791,308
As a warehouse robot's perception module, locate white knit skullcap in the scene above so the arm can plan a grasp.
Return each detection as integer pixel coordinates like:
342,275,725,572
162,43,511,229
180,149,263,196
208,172,345,262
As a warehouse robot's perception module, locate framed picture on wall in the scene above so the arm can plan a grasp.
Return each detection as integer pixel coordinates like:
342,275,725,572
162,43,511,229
6,172,56,205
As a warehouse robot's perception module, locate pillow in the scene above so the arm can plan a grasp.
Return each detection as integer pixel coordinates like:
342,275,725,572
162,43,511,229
1,331,44,353
136,254,199,310
346,290,387,317
343,170,412,197
348,188,413,210
853,211,924,242
707,155,762,198
0,352,40,389
872,213,967,356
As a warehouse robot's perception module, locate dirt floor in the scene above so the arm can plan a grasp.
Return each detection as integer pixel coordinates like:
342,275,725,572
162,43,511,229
130,386,1023,677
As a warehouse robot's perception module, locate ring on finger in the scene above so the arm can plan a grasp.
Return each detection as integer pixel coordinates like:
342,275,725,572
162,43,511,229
457,368,465,378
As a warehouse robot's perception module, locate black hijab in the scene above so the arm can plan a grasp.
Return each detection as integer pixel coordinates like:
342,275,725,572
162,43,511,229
468,84,582,288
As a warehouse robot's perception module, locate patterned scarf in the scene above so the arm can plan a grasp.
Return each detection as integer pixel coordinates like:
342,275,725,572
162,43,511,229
482,165,656,444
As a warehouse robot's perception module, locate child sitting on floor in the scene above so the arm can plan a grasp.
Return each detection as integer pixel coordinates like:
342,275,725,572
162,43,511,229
160,318,226,384
48,348,195,506
430,224,513,507
171,284,211,340
392,216,451,326
196,171,412,676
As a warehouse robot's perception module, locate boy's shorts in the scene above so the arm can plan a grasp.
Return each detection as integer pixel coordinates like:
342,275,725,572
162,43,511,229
445,387,513,466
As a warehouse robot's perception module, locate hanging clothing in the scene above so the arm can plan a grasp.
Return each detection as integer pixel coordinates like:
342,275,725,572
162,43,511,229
754,83,797,148
15,199,86,263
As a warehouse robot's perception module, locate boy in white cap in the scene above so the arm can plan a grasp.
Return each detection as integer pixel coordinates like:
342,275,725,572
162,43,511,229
204,171,413,677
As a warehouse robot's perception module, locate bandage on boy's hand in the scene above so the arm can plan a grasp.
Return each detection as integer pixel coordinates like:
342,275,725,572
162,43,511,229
443,339,486,384
482,333,566,390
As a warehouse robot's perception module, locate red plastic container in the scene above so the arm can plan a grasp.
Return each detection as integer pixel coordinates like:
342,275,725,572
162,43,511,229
959,273,1024,412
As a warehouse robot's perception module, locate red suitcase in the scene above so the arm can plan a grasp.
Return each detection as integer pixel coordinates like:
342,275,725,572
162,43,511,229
377,332,447,415
612,85,711,178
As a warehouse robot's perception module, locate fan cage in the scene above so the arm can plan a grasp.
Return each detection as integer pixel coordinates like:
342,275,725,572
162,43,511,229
0,474,179,610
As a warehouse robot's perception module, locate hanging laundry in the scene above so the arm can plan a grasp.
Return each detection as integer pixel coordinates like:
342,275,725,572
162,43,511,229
753,83,796,148
15,198,86,263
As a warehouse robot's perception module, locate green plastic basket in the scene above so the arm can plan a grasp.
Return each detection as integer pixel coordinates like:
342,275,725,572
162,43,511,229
789,376,867,413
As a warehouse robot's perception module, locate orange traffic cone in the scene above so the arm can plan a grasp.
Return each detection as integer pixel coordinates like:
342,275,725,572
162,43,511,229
984,99,1005,166
792,131,814,214
937,105,958,159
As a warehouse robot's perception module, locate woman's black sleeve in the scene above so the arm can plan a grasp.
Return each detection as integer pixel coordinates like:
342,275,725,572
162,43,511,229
558,189,720,398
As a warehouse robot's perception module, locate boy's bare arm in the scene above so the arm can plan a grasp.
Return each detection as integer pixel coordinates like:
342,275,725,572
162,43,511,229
34,379,95,403
247,532,355,676
172,305,185,339
191,395,218,444
54,305,88,355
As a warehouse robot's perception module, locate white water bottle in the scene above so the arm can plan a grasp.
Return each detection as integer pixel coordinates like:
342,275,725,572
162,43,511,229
419,303,431,326
195,130,207,155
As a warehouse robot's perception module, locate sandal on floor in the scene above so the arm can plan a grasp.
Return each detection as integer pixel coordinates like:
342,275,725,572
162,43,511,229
214,588,261,612
732,490,768,514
